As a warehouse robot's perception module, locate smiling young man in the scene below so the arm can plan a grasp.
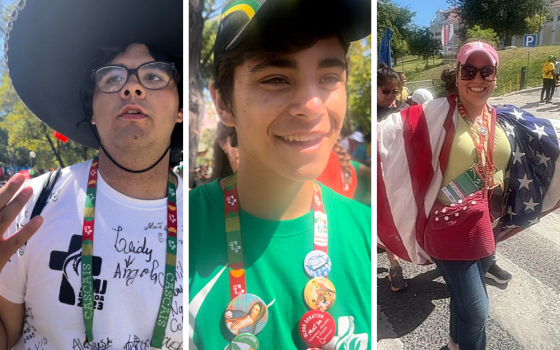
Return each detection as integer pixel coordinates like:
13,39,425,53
0,2,183,349
189,0,371,349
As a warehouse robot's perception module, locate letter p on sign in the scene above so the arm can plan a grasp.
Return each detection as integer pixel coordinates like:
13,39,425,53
524,34,537,50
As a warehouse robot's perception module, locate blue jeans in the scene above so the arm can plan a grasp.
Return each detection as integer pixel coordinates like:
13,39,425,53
434,256,494,350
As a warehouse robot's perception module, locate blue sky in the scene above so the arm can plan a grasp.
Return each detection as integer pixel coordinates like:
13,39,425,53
391,0,451,28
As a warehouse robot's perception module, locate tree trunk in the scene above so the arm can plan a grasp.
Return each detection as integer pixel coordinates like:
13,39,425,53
189,0,205,187
44,133,65,168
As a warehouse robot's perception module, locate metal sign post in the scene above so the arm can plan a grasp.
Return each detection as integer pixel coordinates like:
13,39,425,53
524,34,537,79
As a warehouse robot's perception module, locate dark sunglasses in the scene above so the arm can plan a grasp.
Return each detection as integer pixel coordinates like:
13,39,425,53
460,64,497,81
380,88,399,95
92,61,180,93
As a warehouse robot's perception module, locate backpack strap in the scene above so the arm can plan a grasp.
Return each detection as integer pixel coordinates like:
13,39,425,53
31,167,62,219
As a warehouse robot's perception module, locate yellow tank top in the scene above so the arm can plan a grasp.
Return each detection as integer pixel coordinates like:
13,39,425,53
437,111,511,208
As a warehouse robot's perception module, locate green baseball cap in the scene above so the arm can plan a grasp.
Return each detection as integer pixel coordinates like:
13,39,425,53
213,0,371,74
548,54,555,60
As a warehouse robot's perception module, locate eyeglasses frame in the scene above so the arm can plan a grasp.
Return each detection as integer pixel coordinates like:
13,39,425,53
91,61,181,93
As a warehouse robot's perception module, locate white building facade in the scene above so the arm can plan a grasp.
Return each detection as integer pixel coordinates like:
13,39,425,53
429,7,461,54
511,0,560,46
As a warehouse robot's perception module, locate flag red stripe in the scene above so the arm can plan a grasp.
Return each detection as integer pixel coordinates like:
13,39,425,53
377,149,411,261
401,105,434,252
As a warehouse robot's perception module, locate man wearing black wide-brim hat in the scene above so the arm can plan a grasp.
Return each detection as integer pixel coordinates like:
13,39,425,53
0,2,183,349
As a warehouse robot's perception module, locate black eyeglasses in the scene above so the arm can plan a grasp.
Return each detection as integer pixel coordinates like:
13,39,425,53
380,88,399,95
92,61,180,93
460,64,497,81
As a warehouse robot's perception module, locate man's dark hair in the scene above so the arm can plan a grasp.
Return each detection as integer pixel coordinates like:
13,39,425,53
81,45,183,121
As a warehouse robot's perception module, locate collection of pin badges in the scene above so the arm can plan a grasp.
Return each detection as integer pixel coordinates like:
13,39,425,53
298,251,336,348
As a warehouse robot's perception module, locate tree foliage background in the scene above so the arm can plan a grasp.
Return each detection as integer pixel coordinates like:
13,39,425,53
0,75,86,170
0,1,86,173
377,0,416,65
448,0,550,45
408,27,442,65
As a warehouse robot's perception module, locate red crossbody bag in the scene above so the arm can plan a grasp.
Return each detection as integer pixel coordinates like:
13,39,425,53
423,98,497,261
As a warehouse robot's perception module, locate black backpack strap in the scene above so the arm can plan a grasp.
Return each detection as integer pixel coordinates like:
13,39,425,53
31,167,62,219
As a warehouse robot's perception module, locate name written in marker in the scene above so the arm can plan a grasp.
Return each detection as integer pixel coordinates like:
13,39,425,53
113,226,153,262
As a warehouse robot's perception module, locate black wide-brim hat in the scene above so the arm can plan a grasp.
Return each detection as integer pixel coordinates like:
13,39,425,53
214,0,371,74
5,0,183,150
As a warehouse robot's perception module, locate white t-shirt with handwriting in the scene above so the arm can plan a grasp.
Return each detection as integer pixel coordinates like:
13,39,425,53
0,160,184,350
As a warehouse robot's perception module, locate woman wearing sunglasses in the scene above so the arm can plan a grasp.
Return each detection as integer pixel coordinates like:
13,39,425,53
378,40,560,349
377,63,409,122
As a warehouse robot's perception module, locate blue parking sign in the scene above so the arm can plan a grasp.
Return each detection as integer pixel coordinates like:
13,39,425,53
524,34,537,48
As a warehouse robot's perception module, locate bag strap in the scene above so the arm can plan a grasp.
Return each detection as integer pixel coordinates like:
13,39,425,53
31,167,62,219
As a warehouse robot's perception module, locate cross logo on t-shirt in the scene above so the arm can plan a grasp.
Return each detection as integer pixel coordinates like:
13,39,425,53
49,235,105,306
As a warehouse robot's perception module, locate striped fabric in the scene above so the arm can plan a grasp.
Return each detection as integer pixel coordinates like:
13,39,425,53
378,97,560,265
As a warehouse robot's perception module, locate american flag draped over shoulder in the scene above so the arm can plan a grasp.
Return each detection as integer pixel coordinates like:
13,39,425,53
377,97,560,265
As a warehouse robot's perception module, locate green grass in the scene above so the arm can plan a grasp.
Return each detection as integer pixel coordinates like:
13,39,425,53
393,56,444,77
406,46,560,96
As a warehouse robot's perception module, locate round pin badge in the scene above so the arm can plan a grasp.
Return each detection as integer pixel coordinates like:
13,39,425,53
304,277,336,311
298,310,336,347
303,250,331,278
224,333,260,350
224,294,268,336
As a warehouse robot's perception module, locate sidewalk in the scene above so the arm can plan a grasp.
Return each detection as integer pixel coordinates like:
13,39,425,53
491,88,560,120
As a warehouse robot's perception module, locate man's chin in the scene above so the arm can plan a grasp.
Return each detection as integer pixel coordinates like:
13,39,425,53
277,160,329,183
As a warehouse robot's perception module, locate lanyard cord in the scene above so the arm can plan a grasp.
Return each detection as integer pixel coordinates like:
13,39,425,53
457,101,497,195
223,174,328,300
80,156,178,348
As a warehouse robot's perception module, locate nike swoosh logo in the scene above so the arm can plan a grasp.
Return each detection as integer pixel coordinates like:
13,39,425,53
188,265,227,350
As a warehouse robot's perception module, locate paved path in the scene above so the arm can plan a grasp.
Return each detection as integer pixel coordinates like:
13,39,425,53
378,90,560,350
491,88,560,121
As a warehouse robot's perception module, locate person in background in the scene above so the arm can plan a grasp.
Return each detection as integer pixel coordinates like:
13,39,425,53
352,133,370,166
378,64,409,119
316,139,357,199
210,122,239,181
553,56,559,97
541,55,555,103
377,63,409,292
347,129,363,155
409,88,434,106
339,125,352,153
396,72,410,103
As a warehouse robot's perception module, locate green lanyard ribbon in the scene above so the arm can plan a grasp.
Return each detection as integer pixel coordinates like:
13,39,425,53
81,156,178,348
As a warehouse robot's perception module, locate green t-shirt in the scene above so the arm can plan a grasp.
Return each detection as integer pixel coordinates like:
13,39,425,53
189,179,371,349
